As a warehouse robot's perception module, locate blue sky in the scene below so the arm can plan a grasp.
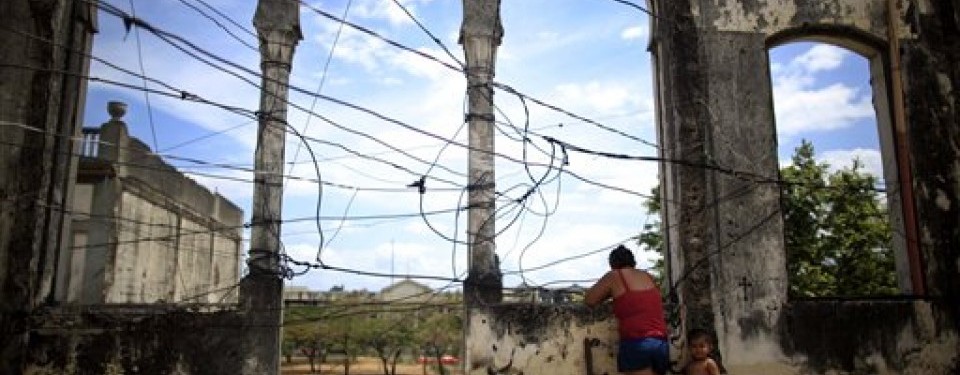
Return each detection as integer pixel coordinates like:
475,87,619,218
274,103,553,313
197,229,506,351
83,0,883,293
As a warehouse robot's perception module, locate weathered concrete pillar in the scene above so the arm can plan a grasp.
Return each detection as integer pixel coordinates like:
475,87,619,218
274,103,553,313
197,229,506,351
901,0,960,331
460,0,503,309
651,0,788,367
77,103,131,304
651,0,959,372
240,1,301,374
0,0,95,372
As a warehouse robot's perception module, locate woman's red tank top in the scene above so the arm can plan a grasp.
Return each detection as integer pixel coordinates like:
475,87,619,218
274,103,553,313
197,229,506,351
612,268,668,340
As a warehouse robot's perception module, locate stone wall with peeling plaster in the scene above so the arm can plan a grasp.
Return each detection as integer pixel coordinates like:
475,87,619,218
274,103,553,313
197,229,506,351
465,304,627,375
650,0,960,373
465,1,959,374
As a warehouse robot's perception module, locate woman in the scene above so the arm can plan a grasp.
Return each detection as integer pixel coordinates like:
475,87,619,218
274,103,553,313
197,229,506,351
586,245,669,375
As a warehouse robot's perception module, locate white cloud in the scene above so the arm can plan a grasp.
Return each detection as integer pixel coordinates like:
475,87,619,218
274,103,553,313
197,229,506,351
773,83,874,135
620,26,647,41
819,148,885,179
388,46,460,81
349,0,429,27
794,44,846,72
87,0,667,294
325,29,391,72
554,81,637,113
772,44,874,138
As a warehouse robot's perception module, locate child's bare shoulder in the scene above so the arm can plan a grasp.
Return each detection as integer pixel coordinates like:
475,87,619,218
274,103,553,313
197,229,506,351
685,359,720,375
704,358,720,374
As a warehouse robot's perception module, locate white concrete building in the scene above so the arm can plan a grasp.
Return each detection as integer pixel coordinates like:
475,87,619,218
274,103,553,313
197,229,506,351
58,102,243,305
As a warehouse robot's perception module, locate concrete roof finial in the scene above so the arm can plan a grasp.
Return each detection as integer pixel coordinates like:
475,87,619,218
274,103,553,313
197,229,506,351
107,101,127,122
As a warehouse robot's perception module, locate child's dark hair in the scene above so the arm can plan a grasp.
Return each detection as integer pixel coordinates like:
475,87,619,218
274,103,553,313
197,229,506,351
686,328,714,344
686,328,728,373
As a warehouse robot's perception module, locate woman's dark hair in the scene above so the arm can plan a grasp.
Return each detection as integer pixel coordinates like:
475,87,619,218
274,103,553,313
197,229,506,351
608,245,636,268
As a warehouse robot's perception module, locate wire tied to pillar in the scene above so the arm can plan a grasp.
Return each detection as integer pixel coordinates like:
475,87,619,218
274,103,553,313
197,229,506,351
464,113,495,122
408,176,427,195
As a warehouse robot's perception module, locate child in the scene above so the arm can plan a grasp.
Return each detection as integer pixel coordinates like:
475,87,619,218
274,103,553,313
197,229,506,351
684,328,720,375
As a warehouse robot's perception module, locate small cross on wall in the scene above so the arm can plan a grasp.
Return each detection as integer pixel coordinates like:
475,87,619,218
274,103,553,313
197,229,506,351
739,276,753,302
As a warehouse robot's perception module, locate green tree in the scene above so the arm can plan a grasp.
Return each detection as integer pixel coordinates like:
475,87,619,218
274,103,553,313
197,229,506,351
638,185,665,284
416,311,462,375
639,140,898,297
780,140,836,295
781,140,897,297
364,315,416,375
285,307,329,373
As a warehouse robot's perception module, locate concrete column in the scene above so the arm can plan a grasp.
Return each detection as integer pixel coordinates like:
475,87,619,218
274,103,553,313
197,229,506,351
240,1,301,374
460,0,503,308
0,0,95,371
83,103,131,303
652,0,787,365
901,0,960,326
652,0,719,338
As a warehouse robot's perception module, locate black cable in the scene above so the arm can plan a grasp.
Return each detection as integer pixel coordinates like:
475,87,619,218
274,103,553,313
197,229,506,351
23,9,673,202
285,0,354,191
3,8,908,294
605,0,661,19
296,0,662,148
126,0,160,152
175,0,258,51
388,0,465,69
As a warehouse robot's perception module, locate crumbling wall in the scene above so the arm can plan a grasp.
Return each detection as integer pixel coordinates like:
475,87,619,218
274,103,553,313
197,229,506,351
651,0,960,373
0,1,97,372
900,0,960,338
66,115,243,305
466,304,628,375
782,300,957,374
24,306,245,375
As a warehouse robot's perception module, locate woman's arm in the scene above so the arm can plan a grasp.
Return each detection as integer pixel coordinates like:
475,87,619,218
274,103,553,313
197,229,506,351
584,272,611,307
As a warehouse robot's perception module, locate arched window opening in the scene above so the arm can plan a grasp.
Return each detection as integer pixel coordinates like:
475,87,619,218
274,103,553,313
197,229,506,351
769,40,911,298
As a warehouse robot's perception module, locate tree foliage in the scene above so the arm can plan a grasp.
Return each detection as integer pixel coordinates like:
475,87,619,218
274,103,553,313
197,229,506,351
781,140,897,297
416,311,462,375
365,315,417,375
638,185,665,285
282,294,464,375
639,140,898,297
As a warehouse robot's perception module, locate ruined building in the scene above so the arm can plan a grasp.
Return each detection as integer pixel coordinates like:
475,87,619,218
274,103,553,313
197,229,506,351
1,2,248,373
2,0,958,374
64,102,243,305
465,1,958,374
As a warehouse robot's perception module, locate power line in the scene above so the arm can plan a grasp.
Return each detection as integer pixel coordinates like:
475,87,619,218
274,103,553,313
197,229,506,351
285,0,354,192
388,0,465,69
0,124,449,194
191,0,258,40
57,7,666,201
605,0,660,19
157,120,256,153
175,0,258,51
126,0,160,152
296,0,661,149
11,5,908,288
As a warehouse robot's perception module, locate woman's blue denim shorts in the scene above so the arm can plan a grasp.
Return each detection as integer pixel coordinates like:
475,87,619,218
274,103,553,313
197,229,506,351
617,337,669,374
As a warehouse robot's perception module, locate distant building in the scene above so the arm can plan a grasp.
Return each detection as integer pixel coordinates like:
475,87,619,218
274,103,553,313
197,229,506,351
283,278,461,314
283,286,323,304
379,278,433,304
283,284,376,306
58,102,243,305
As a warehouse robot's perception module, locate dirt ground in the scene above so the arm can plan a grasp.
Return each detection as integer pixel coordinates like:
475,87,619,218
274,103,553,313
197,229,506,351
281,356,462,375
